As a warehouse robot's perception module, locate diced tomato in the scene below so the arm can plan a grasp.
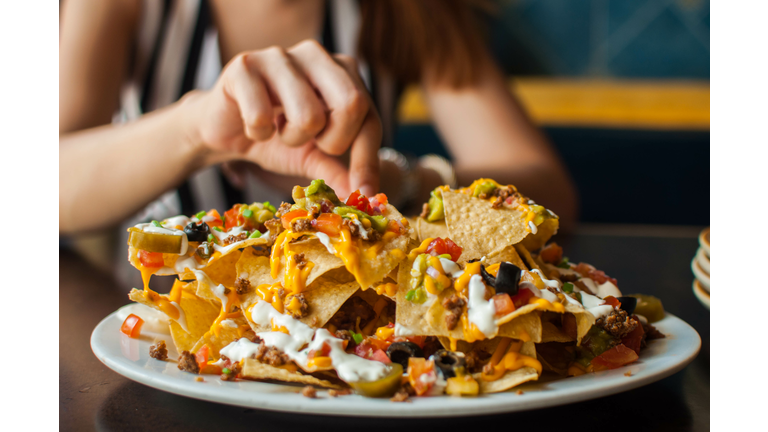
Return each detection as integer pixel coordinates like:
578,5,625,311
562,313,577,340
425,238,463,261
603,296,621,308
621,323,645,355
407,358,437,396
510,288,535,308
120,314,144,338
354,340,377,359
590,344,639,370
370,349,391,364
588,269,618,286
195,345,210,370
281,209,309,229
308,341,332,360
539,243,563,264
223,204,245,229
492,293,516,317
372,193,388,206
405,336,425,349
346,190,373,215
205,209,224,228
138,250,164,268
312,213,342,236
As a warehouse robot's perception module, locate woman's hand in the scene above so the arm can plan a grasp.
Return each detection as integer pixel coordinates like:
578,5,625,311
185,39,381,198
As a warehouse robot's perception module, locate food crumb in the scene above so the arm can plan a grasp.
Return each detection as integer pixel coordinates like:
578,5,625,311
149,340,168,361
327,389,352,398
390,388,411,402
624,371,632,377
516,390,524,395
301,386,317,398
195,377,205,382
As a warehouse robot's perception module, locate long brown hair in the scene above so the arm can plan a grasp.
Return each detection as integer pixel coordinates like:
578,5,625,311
358,0,493,89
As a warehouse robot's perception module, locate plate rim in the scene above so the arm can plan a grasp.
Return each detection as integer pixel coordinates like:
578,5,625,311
91,310,701,418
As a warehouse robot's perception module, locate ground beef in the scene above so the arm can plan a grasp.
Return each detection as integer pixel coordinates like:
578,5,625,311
559,273,579,283
309,205,321,218
178,351,199,373
289,293,310,318
293,253,308,269
264,218,284,237
365,228,381,243
243,330,262,343
275,202,292,218
419,203,430,219
596,309,638,339
390,387,411,402
442,295,466,331
220,361,242,381
291,218,314,233
301,386,317,398
223,231,249,246
642,322,666,343
277,288,286,300
343,218,360,237
253,345,290,366
464,351,481,373
334,329,354,344
149,341,168,361
420,336,443,358
481,362,496,377
235,277,251,295
327,297,376,330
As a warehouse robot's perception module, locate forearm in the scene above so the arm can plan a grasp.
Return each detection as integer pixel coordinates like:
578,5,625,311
59,97,223,234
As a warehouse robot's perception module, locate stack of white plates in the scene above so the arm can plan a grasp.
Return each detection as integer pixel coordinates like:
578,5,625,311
691,227,710,308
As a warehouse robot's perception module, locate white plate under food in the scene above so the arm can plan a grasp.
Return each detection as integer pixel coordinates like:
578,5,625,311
692,279,710,309
91,308,700,417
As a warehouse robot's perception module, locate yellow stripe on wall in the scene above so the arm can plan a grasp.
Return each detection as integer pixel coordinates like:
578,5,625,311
398,78,710,130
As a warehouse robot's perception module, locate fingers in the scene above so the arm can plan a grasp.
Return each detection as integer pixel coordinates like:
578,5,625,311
333,55,381,196
220,54,275,144
288,40,370,156
249,46,327,147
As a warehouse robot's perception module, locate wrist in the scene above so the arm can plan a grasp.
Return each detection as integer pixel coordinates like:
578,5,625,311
174,91,230,170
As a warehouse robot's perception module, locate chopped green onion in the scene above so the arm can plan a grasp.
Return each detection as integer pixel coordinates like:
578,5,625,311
222,368,231,375
207,234,215,243
351,332,363,344
574,292,582,304
438,254,452,260
405,287,426,304
249,231,261,239
562,282,574,293
263,201,276,213
195,211,207,219
213,226,223,232
405,289,415,302
151,220,162,227
242,208,254,219
557,257,570,269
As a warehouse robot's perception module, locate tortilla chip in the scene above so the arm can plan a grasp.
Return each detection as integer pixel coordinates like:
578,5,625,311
520,218,559,252
514,244,542,271
238,253,361,333
240,359,342,389
473,341,540,393
442,191,530,261
129,283,220,353
191,315,249,358
485,245,528,270
416,218,449,243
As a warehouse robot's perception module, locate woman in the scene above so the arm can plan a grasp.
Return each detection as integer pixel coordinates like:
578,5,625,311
60,0,577,237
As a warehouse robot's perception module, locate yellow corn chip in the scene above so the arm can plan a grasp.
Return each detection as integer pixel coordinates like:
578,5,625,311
191,314,250,358
416,218,449,243
240,359,342,389
520,218,559,252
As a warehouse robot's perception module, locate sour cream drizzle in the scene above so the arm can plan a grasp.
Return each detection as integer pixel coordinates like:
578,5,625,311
242,301,388,382
467,275,497,337
314,232,337,254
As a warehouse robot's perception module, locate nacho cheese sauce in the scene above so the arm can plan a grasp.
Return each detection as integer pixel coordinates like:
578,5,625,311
243,300,389,382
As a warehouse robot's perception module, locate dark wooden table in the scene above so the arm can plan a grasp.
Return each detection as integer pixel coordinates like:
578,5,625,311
60,225,710,431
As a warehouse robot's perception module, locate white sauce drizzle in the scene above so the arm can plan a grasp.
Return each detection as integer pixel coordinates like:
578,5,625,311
248,301,388,382
220,319,238,329
350,218,369,240
578,291,614,319
170,301,188,332
528,221,538,234
116,304,171,335
530,269,562,289
467,275,497,337
174,255,200,273
439,258,462,277
596,280,622,298
394,322,418,336
314,232,337,254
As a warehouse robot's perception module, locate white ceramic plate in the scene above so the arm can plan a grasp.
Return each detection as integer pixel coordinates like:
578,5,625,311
91,309,700,417
692,279,710,309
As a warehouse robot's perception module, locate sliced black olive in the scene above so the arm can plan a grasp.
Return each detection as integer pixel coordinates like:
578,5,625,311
386,342,424,369
480,265,496,287
429,349,466,378
617,296,638,315
494,262,521,296
184,222,210,242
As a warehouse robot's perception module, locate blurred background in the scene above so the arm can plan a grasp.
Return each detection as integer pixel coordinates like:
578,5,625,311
395,0,709,226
